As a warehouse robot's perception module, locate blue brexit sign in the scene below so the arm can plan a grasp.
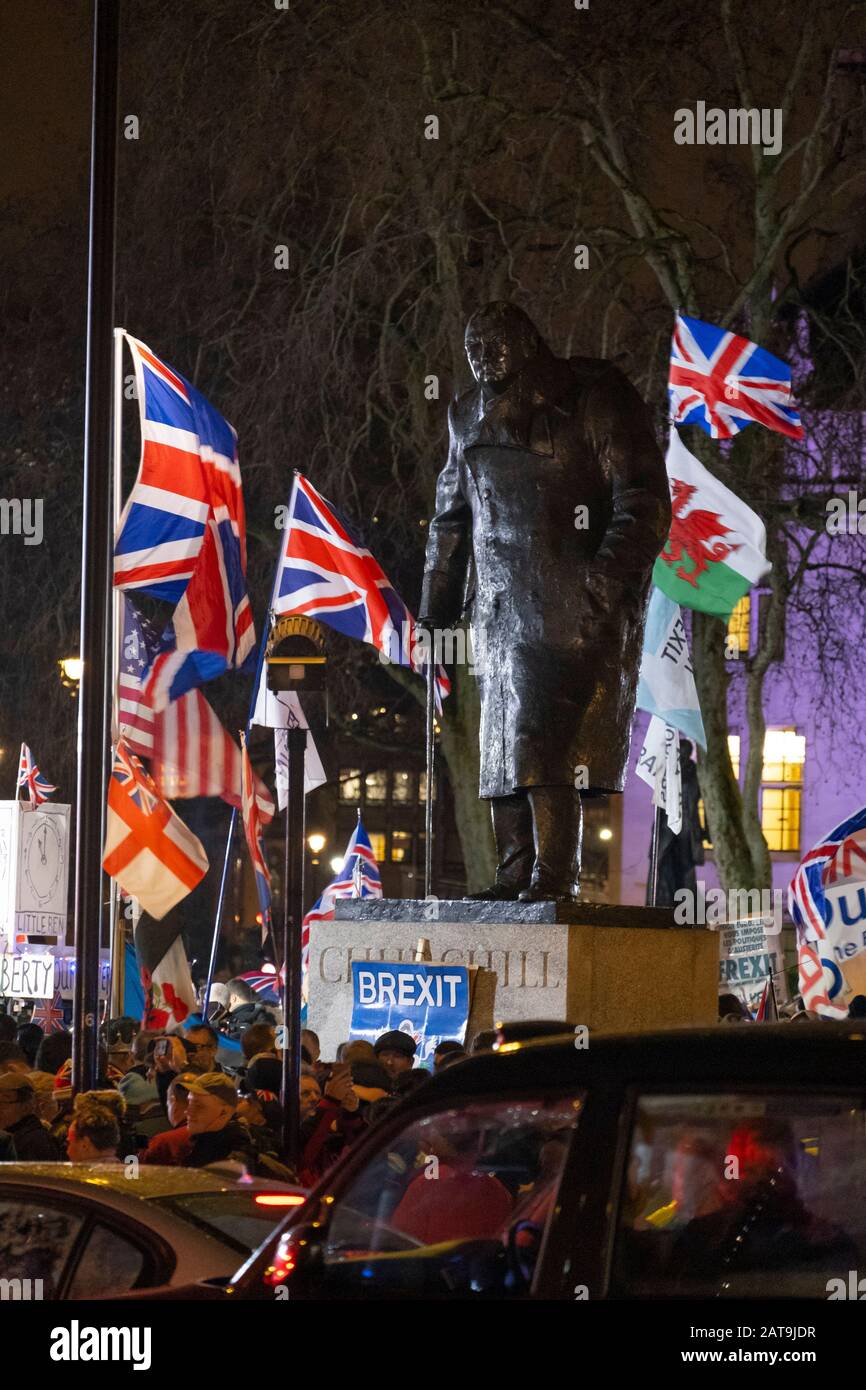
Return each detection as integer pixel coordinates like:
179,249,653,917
350,960,471,1066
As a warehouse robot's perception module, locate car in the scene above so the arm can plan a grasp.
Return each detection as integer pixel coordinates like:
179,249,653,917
0,1163,305,1299
118,1021,866,1301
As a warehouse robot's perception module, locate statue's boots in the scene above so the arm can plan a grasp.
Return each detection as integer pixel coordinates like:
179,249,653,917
464,793,534,901
518,787,583,903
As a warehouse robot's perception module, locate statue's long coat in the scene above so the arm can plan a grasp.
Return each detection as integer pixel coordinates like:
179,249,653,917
420,350,671,797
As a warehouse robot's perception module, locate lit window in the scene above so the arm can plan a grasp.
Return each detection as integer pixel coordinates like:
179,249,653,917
339,769,361,803
418,772,435,803
391,831,412,862
761,728,805,853
368,832,386,864
726,596,750,658
761,728,805,784
364,771,387,803
761,787,801,853
392,771,413,803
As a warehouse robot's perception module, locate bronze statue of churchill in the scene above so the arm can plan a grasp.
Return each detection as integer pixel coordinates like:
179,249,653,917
420,302,671,903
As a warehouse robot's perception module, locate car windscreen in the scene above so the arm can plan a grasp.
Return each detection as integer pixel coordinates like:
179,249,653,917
151,1191,289,1254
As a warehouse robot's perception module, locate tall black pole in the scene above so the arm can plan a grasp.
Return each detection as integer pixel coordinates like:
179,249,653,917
280,726,306,1166
72,0,120,1094
648,805,663,907
424,656,435,898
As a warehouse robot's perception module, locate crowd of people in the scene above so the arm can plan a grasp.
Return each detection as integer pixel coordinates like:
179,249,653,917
0,989,494,1186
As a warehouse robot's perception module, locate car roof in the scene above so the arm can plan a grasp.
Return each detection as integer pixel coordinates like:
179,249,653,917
0,1163,296,1198
408,1022,866,1102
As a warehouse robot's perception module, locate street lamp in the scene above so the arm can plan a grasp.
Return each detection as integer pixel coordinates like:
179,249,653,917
307,833,326,856
59,657,83,696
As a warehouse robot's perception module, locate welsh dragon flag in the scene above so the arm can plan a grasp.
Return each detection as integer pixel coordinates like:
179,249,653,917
653,430,771,620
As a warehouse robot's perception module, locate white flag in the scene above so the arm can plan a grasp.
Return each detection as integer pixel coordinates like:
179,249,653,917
635,715,683,835
251,666,327,809
637,587,705,748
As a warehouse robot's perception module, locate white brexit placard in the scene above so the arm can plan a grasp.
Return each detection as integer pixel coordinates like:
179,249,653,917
0,801,71,946
0,952,55,999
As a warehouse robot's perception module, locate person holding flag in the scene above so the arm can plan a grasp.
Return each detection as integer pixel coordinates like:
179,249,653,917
300,816,382,1020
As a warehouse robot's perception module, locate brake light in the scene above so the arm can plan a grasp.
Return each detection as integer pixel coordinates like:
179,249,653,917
263,1233,299,1286
255,1193,305,1208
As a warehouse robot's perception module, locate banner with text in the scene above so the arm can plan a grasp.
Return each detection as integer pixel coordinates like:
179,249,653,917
350,960,471,1067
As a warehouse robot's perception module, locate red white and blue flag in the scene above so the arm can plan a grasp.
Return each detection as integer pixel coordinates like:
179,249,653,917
118,597,274,819
788,802,866,1018
17,744,57,806
31,990,66,1033
241,732,272,944
301,817,382,1019
113,334,256,710
669,313,804,441
273,473,450,706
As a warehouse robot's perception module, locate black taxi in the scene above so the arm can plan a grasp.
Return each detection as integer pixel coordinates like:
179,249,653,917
136,1022,866,1300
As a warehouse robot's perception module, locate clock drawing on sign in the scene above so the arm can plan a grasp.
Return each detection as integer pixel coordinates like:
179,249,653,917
23,815,64,908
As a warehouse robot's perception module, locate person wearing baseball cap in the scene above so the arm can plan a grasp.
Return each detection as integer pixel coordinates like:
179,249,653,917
183,1072,255,1169
0,1071,60,1160
373,1030,417,1087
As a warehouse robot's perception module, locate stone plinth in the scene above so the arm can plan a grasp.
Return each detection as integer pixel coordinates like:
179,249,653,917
306,901,718,1059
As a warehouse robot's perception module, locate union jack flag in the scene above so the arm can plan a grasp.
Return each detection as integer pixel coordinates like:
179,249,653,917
241,732,272,944
669,313,804,441
273,473,450,705
17,744,57,806
31,990,66,1033
300,817,381,1020
113,333,255,710
788,802,866,1018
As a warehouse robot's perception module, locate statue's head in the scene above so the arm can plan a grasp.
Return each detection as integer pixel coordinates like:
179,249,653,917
464,302,541,392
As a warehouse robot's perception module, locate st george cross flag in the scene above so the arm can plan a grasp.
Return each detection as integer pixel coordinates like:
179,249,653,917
113,333,256,710
272,473,450,705
118,597,273,818
636,587,706,749
789,803,866,1018
17,744,57,806
102,738,209,920
240,732,272,943
301,817,382,1017
653,430,771,620
634,715,683,835
669,313,804,441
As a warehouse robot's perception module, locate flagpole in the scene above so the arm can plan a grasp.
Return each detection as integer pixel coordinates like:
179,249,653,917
201,484,293,1015
424,655,435,898
108,326,125,1018
72,0,119,1095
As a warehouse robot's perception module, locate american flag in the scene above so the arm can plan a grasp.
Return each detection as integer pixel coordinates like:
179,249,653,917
16,744,57,806
118,596,273,819
301,817,381,1017
788,802,866,1017
241,732,272,944
273,473,450,705
669,313,804,441
113,333,256,710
